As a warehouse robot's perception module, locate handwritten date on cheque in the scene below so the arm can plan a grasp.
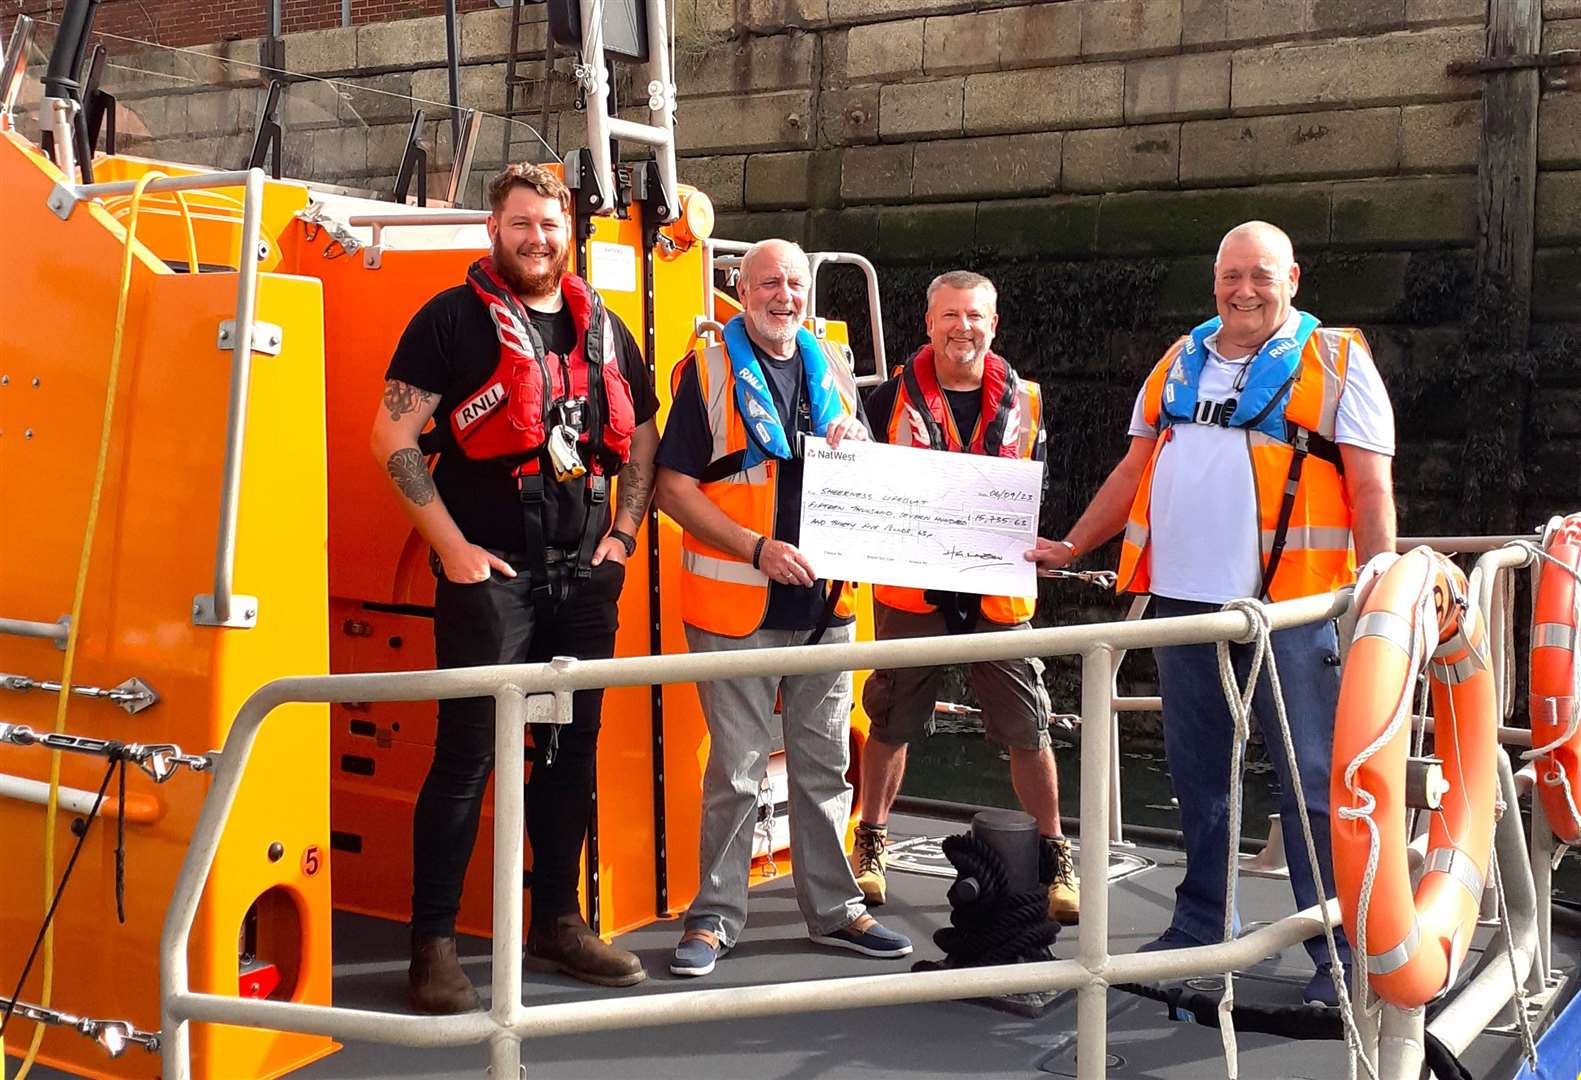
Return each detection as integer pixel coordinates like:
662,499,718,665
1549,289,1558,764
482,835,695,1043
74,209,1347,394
797,436,1042,597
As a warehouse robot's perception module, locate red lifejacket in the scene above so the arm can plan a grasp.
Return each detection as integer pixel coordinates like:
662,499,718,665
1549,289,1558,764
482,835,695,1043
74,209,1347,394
888,345,1025,457
447,259,635,474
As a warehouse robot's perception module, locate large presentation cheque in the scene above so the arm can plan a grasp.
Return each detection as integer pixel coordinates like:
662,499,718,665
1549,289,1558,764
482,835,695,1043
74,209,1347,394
798,437,1041,597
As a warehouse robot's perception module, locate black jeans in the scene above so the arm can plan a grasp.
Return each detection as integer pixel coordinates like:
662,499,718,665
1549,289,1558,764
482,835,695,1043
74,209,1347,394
410,555,624,938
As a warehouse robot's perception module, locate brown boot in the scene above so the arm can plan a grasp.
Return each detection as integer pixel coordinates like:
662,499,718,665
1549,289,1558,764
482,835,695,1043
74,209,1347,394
408,933,481,1015
1040,835,1081,926
525,912,647,988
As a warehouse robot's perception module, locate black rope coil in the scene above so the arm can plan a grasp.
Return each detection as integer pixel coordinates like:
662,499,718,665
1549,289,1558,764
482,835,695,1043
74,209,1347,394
930,833,1059,967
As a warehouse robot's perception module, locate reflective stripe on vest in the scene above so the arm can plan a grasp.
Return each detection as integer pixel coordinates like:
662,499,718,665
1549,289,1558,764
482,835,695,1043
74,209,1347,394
875,360,1043,626
678,338,861,638
1116,326,1360,603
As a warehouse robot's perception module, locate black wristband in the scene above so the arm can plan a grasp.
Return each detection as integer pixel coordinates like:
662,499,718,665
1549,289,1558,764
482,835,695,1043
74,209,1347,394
609,528,637,558
752,535,768,570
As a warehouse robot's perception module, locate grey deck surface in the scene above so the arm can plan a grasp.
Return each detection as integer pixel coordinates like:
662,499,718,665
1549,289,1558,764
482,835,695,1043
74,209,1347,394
24,811,1577,1079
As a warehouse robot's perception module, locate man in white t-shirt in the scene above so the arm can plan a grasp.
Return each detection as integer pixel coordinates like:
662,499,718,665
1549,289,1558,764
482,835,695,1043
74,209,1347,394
1026,220,1397,1007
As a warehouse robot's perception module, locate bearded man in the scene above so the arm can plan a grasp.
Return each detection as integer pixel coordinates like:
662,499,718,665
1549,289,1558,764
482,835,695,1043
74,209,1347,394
371,162,660,1011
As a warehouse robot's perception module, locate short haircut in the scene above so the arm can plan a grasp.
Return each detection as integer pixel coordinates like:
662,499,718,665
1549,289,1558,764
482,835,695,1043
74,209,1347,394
739,238,810,286
926,270,997,309
1215,220,1294,270
487,162,571,214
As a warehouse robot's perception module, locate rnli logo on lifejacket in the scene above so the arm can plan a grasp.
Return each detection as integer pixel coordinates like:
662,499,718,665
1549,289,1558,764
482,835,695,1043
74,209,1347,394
456,382,506,433
485,299,535,359
1266,338,1298,360
737,367,767,396
745,397,775,424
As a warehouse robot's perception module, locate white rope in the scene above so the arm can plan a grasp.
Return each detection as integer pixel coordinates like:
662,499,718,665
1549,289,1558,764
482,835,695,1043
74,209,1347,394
1488,808,1540,1070
1513,540,1581,836
1213,599,1379,1080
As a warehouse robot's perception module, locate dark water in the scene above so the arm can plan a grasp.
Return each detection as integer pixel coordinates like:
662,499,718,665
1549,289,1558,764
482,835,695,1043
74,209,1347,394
903,730,1581,903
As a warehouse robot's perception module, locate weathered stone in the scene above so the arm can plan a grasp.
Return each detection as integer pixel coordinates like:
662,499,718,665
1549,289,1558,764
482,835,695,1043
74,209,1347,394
975,195,1101,257
682,154,747,210
1064,123,1179,192
677,33,818,96
184,89,249,135
1306,0,1404,32
337,72,417,124
879,79,964,139
1124,52,1231,122
1547,0,1581,17
358,16,449,71
807,206,880,252
923,11,1001,74
1538,172,1581,242
843,143,915,202
819,87,881,145
412,65,509,118
310,124,368,177
847,18,926,81
1330,176,1477,246
911,132,1061,199
675,91,815,153
118,94,187,142
281,79,342,130
688,0,738,38
1300,251,1413,321
741,0,830,33
1096,184,1331,254
999,2,1082,67
1546,387,1581,437
1231,28,1484,111
829,0,973,20
711,210,809,244
1153,254,1218,319
1082,0,1183,57
745,149,843,208
877,202,977,260
964,63,1125,133
1180,0,1304,47
1401,101,1479,171
1180,107,1400,186
1405,0,1484,24
283,27,357,76
366,122,418,174
1544,17,1581,50
461,5,546,61
1540,94,1581,167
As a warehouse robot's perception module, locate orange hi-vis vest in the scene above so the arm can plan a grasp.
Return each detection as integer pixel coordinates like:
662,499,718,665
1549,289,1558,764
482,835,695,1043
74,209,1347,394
874,347,1044,626
674,335,861,638
1117,324,1363,603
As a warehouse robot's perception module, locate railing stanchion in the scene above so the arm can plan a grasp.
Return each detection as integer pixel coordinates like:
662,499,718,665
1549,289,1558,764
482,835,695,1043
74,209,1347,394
492,685,530,1036
1076,645,1113,1080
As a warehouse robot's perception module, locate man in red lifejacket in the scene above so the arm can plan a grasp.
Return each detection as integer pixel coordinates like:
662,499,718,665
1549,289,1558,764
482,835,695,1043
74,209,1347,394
655,238,911,977
856,271,1077,924
1027,221,1397,1007
371,163,659,1011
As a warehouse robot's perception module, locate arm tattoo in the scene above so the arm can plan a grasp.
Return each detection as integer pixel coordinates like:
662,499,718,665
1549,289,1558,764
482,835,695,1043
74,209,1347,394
386,448,437,506
618,460,653,521
383,379,434,422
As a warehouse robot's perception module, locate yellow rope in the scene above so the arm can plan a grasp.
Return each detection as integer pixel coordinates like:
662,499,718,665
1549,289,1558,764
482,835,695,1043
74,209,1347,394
12,169,164,1080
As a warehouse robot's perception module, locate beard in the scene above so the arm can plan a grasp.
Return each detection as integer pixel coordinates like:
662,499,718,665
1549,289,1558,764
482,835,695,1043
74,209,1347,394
492,237,569,299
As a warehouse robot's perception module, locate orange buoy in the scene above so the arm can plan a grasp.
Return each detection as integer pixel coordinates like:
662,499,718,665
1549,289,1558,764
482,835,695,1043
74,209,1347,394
1530,513,1581,844
1332,547,1498,1009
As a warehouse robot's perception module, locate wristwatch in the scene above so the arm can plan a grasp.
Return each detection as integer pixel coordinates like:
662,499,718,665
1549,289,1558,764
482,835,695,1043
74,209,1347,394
609,529,638,558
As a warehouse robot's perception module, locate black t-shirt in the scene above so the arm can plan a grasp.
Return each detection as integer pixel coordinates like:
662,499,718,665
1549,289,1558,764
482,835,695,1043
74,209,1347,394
656,340,859,632
865,379,998,454
386,283,659,552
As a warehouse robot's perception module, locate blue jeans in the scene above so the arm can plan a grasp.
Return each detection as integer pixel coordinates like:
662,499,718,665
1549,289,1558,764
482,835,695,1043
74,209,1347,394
1150,595,1352,970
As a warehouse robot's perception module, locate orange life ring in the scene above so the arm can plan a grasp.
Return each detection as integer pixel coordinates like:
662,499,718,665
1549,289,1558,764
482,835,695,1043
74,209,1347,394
1530,513,1581,844
1331,547,1498,1009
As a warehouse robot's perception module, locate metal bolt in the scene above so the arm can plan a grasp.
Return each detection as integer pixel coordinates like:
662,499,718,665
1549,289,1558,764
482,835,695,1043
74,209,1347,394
245,607,257,620
1,375,9,385
256,240,271,261
24,429,32,439
267,842,284,862
32,377,40,387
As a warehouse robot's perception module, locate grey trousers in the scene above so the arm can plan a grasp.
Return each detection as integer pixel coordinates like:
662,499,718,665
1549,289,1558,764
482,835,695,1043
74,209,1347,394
681,622,867,947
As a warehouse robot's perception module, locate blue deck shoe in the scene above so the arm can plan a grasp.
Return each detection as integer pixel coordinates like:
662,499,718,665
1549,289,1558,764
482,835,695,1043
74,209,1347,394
1136,926,1206,954
810,915,913,958
670,930,725,977
1303,965,1345,1008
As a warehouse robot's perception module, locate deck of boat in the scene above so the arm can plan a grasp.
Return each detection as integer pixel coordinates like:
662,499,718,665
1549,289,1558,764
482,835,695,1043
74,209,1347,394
24,810,1579,1079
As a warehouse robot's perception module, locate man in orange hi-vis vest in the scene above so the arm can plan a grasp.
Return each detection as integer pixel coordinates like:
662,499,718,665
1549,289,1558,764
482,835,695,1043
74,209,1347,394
655,239,913,978
853,270,1077,926
1027,221,1397,1008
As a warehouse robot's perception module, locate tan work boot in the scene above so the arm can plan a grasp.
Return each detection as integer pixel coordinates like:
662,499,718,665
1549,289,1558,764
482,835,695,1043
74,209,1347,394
1040,835,1080,925
408,933,482,1014
851,822,889,906
525,912,647,987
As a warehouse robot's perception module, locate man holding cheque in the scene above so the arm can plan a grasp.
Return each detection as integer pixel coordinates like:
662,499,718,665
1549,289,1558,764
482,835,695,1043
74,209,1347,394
847,271,1077,924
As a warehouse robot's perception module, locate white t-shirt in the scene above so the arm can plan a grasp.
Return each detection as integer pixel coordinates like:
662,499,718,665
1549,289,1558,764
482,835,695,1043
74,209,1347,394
1126,314,1396,604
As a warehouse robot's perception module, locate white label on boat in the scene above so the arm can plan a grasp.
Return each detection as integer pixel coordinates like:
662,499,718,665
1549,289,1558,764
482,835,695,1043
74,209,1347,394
588,241,637,293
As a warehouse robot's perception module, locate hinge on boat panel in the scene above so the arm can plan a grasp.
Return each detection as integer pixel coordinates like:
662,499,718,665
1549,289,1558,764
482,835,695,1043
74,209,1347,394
192,594,259,629
217,320,282,356
47,182,78,220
